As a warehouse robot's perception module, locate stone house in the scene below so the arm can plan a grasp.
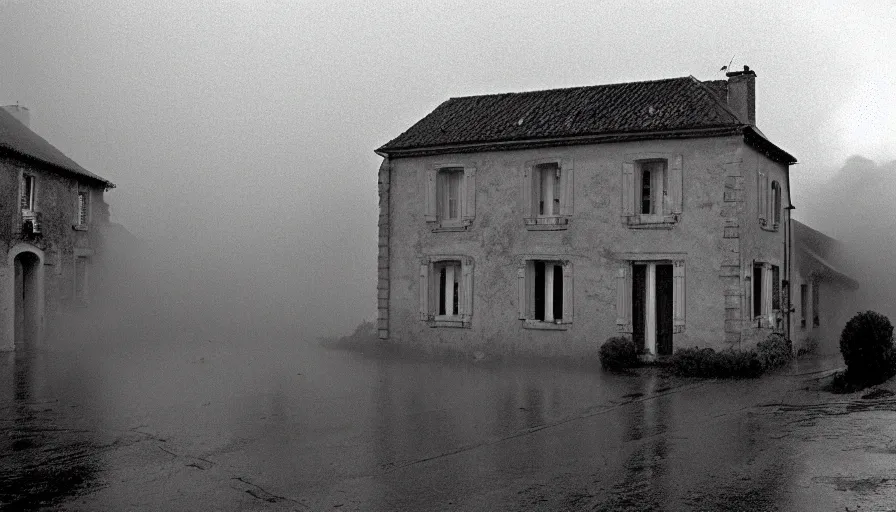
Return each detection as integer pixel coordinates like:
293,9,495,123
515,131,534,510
374,67,844,358
0,105,115,350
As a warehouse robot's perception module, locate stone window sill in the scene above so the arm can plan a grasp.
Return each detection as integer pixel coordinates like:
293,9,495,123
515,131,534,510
427,318,470,328
625,214,679,229
429,220,471,232
760,222,780,232
524,216,569,231
522,320,569,331
72,224,88,231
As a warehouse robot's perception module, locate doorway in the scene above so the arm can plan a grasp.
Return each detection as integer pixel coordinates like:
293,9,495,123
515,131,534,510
14,251,41,348
631,262,674,356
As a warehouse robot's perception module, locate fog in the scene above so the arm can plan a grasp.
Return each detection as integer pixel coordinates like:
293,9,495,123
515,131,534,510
0,1,893,341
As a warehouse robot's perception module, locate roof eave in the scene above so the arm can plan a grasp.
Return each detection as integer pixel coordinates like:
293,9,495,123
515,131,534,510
0,146,115,188
743,126,797,165
376,126,743,158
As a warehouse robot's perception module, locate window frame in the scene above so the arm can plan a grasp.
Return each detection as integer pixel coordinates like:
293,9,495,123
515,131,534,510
517,257,573,330
419,255,473,328
74,188,91,230
522,157,574,231
752,261,782,329
21,173,36,212
622,153,682,228
424,163,476,232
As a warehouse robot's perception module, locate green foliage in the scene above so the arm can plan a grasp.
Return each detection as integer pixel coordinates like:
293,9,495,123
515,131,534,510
838,311,896,388
599,336,639,370
671,346,763,379
757,333,793,370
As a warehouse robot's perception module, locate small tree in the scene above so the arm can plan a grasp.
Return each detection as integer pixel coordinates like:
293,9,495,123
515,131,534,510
839,311,895,384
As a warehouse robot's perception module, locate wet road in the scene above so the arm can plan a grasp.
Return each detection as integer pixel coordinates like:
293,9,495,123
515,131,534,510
2,332,895,511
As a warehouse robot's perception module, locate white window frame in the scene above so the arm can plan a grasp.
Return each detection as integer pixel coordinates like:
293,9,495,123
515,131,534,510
622,153,682,228
21,173,36,213
75,188,90,230
517,257,573,330
615,256,686,341
424,163,476,231
751,261,781,329
419,256,473,328
770,180,781,230
522,158,574,230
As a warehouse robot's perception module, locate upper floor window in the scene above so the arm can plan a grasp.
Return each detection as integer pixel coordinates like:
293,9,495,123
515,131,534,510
77,190,90,227
424,164,476,231
622,154,682,228
757,172,783,231
21,174,35,212
522,158,574,230
771,181,781,227
419,256,473,327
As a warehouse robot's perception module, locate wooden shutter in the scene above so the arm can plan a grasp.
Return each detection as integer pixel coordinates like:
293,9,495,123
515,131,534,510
669,155,683,215
622,162,635,218
763,263,773,324
673,260,685,332
517,265,527,319
463,167,476,223
757,170,767,224
419,263,429,320
559,160,574,217
521,163,533,217
462,260,473,322
562,262,573,323
424,168,437,222
616,266,632,332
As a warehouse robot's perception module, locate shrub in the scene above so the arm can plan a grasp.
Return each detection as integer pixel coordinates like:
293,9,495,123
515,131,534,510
599,336,639,370
757,333,793,370
796,336,819,358
671,346,763,379
839,311,896,386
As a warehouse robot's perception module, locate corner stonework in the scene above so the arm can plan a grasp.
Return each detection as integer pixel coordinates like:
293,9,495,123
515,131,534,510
377,158,391,339
721,160,744,344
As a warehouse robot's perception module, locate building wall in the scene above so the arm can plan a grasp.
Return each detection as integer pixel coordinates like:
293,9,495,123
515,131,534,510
382,136,782,358
0,155,109,350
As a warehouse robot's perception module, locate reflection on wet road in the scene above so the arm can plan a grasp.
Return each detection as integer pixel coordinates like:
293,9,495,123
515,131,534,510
2,337,894,510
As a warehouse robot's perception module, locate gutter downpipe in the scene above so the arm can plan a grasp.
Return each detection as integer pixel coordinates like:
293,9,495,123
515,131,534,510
785,203,795,346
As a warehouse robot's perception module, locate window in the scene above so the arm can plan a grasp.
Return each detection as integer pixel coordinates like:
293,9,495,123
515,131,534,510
74,256,89,303
812,281,820,326
419,256,473,327
424,165,476,230
517,258,573,329
800,284,808,328
616,259,686,337
76,190,90,228
622,154,682,227
522,159,574,230
752,262,780,327
771,181,781,227
21,174,35,212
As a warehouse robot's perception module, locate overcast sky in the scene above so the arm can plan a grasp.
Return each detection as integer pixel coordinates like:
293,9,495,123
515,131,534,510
0,1,893,336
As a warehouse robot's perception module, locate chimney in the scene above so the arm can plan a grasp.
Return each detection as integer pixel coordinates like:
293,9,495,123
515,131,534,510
2,105,30,128
725,65,756,125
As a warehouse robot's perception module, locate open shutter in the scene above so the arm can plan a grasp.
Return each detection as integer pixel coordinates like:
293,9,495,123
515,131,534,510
463,167,476,224
616,266,632,332
673,260,685,332
424,168,437,222
419,263,429,320
562,262,573,324
669,155,683,215
517,266,527,319
559,160,574,217
763,263,773,325
462,260,473,322
757,170,767,225
521,164,533,217
622,162,635,218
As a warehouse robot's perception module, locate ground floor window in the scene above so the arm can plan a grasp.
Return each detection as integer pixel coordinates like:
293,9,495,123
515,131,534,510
419,256,473,327
812,280,820,326
518,259,573,328
752,262,781,328
800,283,808,328
74,256,89,304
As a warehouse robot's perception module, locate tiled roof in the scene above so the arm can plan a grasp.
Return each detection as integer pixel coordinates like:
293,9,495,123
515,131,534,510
793,219,858,288
378,76,744,153
0,108,114,187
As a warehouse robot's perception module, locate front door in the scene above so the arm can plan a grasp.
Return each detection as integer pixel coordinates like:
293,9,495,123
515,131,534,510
632,264,647,351
655,264,674,356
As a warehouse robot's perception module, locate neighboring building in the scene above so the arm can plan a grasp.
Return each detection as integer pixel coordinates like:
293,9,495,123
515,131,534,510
0,105,115,350
374,67,845,358
791,219,859,353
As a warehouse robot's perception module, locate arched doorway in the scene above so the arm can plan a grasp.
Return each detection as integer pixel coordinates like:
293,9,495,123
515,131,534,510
14,251,41,348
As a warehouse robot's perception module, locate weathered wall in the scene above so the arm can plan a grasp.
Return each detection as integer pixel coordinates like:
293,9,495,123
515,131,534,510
0,155,109,350
384,136,764,358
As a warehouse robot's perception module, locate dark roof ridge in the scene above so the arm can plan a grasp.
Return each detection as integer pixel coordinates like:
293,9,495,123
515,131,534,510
446,76,693,101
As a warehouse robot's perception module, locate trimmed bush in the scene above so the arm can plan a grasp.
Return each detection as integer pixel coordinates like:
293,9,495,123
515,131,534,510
671,346,763,379
839,311,896,386
599,336,639,370
757,333,793,370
